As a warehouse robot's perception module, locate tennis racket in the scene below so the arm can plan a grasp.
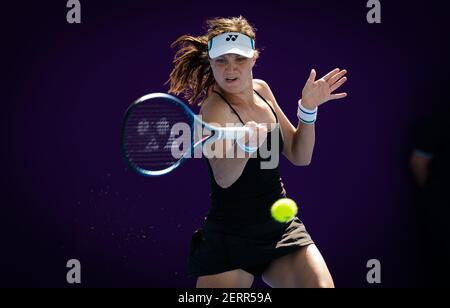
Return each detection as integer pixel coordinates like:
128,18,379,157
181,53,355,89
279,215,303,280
121,93,251,176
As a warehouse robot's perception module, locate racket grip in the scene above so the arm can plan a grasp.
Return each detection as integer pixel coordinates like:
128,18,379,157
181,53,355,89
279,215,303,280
220,127,253,140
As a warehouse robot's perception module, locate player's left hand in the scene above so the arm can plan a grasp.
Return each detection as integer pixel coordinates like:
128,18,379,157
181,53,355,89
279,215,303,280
300,68,348,109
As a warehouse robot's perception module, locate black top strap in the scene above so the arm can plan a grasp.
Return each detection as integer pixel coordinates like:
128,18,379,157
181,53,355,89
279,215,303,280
212,89,278,124
212,90,245,125
253,89,278,123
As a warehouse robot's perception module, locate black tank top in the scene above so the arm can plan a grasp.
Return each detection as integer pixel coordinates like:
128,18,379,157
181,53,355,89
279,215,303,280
205,89,287,225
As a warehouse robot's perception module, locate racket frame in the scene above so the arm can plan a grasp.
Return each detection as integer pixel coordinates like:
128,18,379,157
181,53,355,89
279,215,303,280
121,93,251,176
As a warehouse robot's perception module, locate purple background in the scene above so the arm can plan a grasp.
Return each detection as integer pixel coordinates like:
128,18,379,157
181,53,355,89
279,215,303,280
2,0,448,287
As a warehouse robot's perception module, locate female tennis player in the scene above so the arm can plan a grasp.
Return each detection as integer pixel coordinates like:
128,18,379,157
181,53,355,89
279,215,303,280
168,16,348,288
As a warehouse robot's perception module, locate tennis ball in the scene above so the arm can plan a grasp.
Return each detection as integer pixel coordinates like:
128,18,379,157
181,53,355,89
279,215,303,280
271,198,298,223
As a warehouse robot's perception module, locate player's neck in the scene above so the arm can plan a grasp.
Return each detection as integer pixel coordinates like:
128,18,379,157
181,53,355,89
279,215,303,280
214,85,255,109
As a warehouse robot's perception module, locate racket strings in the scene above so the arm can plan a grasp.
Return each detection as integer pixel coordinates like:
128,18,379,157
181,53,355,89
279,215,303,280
123,100,192,171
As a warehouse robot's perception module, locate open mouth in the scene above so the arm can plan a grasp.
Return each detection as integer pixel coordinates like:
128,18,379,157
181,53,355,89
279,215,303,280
225,77,239,82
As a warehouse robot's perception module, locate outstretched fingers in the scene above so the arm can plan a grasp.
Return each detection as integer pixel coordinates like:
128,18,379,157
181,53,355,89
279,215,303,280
306,69,317,86
322,68,340,82
329,92,347,100
330,76,348,92
328,69,347,86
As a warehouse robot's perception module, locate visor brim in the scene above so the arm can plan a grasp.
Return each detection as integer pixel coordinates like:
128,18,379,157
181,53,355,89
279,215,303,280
209,47,255,59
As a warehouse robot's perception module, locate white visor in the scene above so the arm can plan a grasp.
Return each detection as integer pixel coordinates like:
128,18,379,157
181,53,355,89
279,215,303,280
208,32,255,59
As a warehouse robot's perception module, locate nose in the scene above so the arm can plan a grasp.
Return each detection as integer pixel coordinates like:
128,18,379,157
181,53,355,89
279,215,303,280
225,60,237,72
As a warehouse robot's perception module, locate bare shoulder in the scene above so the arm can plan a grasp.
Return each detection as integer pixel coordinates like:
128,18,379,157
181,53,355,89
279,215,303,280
253,78,271,94
253,79,277,107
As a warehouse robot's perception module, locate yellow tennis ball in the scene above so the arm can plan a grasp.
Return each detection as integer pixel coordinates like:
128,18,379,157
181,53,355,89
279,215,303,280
271,198,298,223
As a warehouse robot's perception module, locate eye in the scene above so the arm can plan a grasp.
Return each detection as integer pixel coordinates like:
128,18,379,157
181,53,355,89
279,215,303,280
215,58,225,64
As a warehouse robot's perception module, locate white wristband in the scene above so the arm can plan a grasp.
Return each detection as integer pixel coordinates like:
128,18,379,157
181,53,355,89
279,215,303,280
297,100,317,124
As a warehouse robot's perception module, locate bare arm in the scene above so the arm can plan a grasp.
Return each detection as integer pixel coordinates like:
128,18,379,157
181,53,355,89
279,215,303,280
200,98,266,188
253,79,313,165
410,150,432,187
291,122,315,165
254,69,348,166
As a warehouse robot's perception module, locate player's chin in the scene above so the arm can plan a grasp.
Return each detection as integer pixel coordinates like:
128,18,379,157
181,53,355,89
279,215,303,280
220,80,243,92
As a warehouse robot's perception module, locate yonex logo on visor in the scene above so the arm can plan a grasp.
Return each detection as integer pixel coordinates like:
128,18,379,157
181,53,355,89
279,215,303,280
208,32,255,59
226,34,239,41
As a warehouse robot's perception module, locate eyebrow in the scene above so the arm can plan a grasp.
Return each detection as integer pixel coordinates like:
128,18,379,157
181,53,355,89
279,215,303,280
216,55,245,60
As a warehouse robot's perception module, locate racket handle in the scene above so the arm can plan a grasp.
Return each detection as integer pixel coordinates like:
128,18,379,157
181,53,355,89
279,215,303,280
220,126,252,140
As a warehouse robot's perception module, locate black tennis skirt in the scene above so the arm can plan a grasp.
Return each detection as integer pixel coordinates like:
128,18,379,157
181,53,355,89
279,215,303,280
187,216,314,277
